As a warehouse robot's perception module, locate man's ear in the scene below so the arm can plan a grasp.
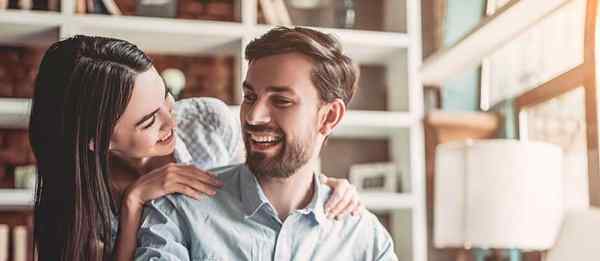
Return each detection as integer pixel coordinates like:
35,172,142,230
318,98,346,136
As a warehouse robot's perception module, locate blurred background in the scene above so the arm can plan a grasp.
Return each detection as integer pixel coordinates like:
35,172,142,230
0,0,598,260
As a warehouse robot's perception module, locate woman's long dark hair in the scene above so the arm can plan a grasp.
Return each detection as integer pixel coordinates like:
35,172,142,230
29,35,152,261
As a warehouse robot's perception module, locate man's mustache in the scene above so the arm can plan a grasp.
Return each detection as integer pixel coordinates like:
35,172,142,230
243,124,283,134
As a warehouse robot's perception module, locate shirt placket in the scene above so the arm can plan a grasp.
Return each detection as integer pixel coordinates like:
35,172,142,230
273,213,299,261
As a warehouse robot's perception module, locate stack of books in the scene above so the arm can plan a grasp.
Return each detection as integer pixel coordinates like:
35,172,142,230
0,224,28,261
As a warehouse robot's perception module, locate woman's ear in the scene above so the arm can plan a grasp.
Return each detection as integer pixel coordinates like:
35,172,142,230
318,98,346,136
88,139,95,151
89,139,113,151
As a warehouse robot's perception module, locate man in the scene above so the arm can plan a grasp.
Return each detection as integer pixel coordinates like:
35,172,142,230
135,26,398,261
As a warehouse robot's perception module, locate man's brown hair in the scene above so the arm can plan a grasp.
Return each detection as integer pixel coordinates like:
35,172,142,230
245,26,359,106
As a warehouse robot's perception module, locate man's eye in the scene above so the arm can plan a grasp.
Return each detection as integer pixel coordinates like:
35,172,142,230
243,94,257,103
273,98,292,106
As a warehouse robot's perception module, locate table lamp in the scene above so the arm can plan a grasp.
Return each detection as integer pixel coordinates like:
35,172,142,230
434,139,564,260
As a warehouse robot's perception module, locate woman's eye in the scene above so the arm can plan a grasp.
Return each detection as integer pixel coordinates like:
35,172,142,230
142,114,157,129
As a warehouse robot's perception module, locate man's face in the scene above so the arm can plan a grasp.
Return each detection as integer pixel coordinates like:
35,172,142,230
241,53,326,178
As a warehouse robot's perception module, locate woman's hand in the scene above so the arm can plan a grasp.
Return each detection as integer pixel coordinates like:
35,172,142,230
114,163,222,261
320,175,364,219
123,163,224,209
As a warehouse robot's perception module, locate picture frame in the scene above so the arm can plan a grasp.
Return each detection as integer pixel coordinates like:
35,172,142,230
349,162,398,193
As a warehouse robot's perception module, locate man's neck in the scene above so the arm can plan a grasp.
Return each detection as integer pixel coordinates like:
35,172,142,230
257,163,316,222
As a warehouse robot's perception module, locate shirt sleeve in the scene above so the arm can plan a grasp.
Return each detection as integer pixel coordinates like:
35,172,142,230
135,197,191,261
369,214,399,261
174,97,243,170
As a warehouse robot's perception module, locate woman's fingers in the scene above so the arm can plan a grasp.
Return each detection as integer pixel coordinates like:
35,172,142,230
327,186,355,219
351,202,364,217
175,165,224,187
335,197,359,219
324,179,350,213
170,183,202,200
177,178,218,196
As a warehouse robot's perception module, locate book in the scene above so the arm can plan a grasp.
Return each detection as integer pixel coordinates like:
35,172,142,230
272,0,291,26
259,0,278,25
0,225,7,261
76,0,86,14
101,0,121,15
18,0,32,10
13,226,26,261
259,0,292,26
86,0,95,13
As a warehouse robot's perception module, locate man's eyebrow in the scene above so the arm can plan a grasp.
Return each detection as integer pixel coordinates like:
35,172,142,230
265,86,293,93
243,82,293,94
135,108,160,127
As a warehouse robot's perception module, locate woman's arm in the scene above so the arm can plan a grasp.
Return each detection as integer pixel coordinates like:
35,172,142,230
112,163,223,261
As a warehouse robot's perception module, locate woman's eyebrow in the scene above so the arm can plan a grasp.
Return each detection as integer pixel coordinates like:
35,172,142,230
135,107,160,127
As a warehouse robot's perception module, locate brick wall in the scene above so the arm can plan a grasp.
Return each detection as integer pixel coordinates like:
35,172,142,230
0,47,44,188
149,54,236,104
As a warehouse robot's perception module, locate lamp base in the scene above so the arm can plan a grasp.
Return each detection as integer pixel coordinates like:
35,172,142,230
473,249,521,261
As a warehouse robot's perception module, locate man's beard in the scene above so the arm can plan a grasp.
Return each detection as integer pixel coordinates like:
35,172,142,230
244,126,315,178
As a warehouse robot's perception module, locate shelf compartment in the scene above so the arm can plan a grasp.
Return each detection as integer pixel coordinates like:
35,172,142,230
253,24,408,65
257,0,406,33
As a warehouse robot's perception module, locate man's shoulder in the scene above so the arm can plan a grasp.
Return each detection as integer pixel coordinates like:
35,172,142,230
316,182,393,251
154,164,246,212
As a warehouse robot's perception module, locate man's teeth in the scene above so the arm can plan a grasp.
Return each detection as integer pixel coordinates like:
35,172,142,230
250,134,280,143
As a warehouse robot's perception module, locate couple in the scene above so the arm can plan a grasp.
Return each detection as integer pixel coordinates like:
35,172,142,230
30,26,396,261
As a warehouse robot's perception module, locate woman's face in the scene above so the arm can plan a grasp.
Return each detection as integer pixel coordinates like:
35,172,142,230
109,67,177,159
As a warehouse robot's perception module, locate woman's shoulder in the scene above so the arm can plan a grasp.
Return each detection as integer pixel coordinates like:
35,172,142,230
174,97,233,132
173,97,243,169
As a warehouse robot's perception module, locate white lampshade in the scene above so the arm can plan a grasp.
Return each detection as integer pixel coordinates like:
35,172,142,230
434,139,563,250
546,208,600,261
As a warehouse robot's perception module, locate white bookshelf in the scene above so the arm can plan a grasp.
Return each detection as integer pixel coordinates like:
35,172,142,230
0,1,426,260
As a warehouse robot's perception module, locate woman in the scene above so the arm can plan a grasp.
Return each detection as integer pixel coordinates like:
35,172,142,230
29,35,362,261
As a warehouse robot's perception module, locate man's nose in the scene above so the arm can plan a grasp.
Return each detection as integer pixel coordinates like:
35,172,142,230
245,100,271,126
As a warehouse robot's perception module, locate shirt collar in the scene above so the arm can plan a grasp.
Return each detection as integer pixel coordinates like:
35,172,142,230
240,165,269,218
239,166,332,227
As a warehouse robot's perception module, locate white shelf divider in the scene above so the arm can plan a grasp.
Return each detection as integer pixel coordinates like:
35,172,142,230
360,192,414,211
0,98,31,129
0,189,34,210
0,10,62,46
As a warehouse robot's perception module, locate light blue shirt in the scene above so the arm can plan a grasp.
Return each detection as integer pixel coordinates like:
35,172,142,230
135,164,398,261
